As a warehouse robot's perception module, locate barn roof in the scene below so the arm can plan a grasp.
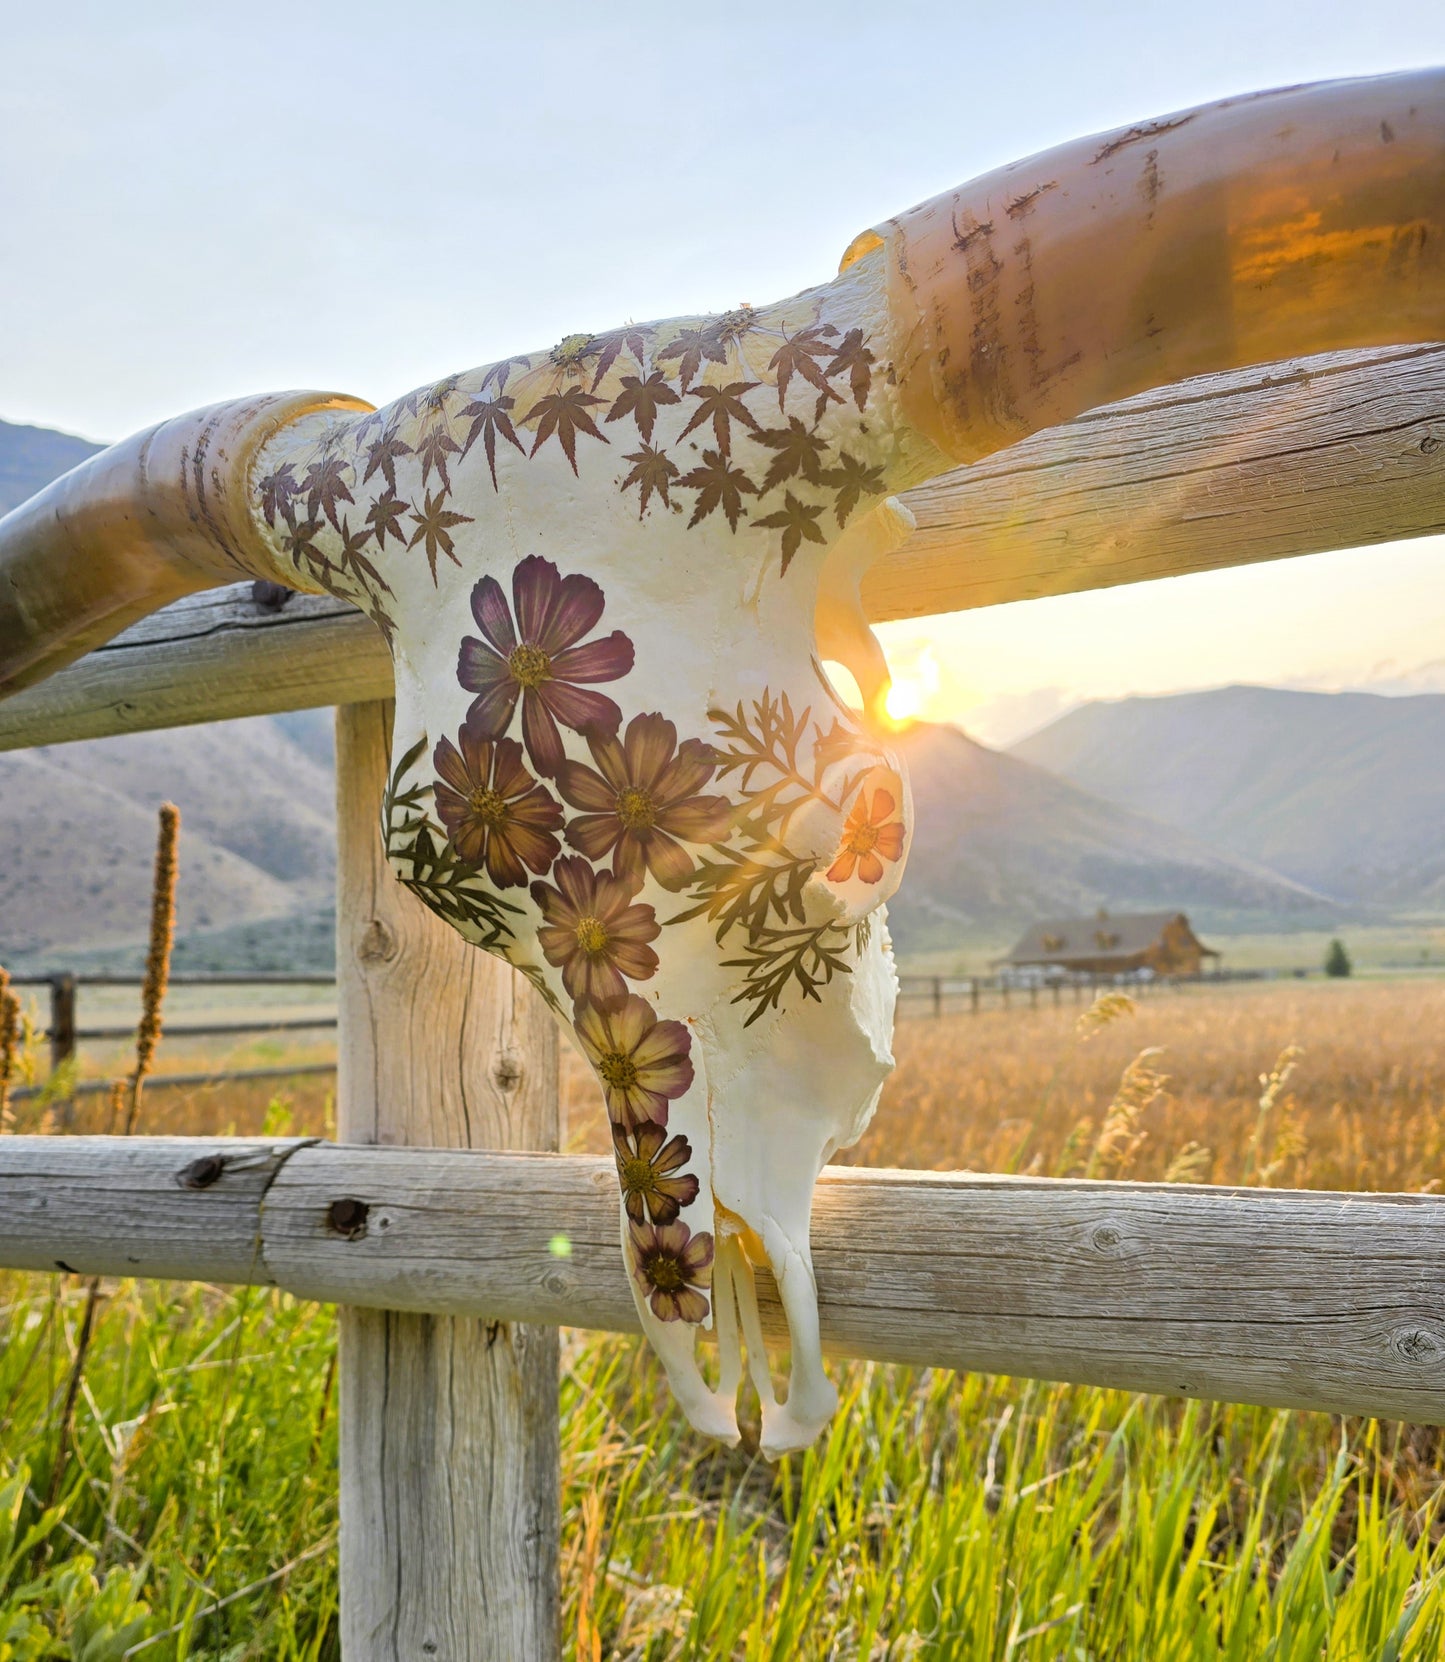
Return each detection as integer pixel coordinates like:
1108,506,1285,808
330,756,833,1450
999,910,1218,966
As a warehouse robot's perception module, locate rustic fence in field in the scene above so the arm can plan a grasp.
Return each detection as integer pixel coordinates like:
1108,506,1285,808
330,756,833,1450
6,971,338,1102
0,344,1442,1659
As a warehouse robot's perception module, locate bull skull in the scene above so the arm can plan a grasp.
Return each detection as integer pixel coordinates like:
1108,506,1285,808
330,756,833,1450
3,73,1441,1454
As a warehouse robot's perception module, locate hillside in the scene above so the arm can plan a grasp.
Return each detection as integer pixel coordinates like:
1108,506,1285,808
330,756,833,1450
1011,686,1445,905
0,716,335,967
885,722,1333,953
0,417,102,515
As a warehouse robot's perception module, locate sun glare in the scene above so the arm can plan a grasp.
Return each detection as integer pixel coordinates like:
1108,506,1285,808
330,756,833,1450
884,678,925,724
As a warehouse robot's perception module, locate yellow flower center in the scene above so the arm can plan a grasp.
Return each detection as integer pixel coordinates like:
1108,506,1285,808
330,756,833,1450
598,1050,639,1090
643,1250,685,1291
844,821,880,856
575,915,610,957
507,644,553,688
616,787,656,831
619,1153,653,1192
466,787,508,826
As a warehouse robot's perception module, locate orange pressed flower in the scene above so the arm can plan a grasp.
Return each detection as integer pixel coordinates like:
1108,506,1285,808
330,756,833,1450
826,786,905,885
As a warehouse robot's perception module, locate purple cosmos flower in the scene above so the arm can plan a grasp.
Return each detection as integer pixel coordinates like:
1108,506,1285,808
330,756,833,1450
457,555,634,776
628,1219,714,1324
432,725,563,889
555,712,733,891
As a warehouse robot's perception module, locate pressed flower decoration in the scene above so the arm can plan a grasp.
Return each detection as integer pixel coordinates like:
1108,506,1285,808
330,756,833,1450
827,781,906,885
612,1122,700,1226
531,856,661,1006
432,728,562,888
576,995,695,1130
262,277,911,1456
555,713,732,891
629,1219,715,1324
458,556,634,777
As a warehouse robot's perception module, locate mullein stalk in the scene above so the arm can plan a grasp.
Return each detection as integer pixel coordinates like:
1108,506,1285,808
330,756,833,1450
45,804,181,1520
0,968,19,1133
124,802,180,1135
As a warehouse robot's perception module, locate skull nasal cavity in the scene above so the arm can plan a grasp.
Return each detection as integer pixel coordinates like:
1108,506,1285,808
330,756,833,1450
616,787,656,830
575,915,610,956
508,643,552,687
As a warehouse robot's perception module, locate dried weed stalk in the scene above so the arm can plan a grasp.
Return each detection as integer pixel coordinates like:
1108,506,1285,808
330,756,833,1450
47,803,181,1518
123,801,180,1135
0,968,19,1132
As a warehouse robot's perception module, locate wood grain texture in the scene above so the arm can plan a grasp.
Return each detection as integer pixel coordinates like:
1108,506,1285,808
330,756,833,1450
0,1134,311,1284
1,347,1438,750
333,700,560,1662
869,344,1445,620
0,584,389,751
6,1137,1445,1427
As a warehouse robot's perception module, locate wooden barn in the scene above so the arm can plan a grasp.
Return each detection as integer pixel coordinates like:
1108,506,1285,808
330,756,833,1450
998,910,1220,977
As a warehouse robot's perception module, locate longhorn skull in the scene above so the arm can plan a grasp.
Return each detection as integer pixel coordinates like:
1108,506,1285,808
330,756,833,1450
3,73,1441,1454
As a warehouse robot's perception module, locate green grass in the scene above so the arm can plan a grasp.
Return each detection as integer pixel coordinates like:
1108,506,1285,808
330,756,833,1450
4,1272,1445,1659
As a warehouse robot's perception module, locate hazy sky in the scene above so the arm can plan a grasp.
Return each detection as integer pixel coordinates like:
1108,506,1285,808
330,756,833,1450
6,1,1443,742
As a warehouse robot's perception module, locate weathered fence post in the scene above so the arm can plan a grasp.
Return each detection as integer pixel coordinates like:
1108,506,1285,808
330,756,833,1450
334,699,561,1661
932,977,942,1019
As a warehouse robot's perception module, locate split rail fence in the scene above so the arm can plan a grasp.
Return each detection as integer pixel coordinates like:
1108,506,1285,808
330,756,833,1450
0,344,1442,1659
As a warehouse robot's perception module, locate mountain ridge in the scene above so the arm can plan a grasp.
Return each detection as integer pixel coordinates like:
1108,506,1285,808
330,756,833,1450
1011,685,1445,905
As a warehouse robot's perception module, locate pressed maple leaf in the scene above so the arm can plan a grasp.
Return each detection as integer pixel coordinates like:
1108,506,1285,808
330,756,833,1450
678,448,757,532
768,323,840,414
824,452,887,525
258,463,302,529
336,515,392,598
621,445,681,517
750,417,829,493
407,490,473,582
606,372,680,443
679,381,761,454
458,394,525,488
526,387,610,474
415,424,462,492
480,355,532,396
588,326,650,390
753,490,827,573
280,516,330,585
365,490,411,549
656,323,729,391
360,428,413,494
302,455,355,531
823,328,876,410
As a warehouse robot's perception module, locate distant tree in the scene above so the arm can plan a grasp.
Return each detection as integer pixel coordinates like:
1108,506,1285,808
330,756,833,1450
1324,938,1352,979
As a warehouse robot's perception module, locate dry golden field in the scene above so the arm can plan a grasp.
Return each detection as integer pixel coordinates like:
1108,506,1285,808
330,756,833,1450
12,975,1445,1197
562,975,1445,1196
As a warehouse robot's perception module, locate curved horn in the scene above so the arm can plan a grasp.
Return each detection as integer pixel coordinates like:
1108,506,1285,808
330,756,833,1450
847,68,1444,467
0,390,369,696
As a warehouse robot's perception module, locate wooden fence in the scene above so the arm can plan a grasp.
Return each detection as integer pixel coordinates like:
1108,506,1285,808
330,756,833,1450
6,971,337,1102
0,344,1442,1658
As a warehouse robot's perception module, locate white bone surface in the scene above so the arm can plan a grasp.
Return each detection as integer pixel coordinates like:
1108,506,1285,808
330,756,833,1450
249,252,914,1449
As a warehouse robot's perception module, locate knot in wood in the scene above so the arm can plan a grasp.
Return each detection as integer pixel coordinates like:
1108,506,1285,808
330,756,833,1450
1393,1327,1442,1363
177,1153,226,1190
357,918,398,964
1091,1224,1122,1252
492,1054,523,1091
1422,433,1441,455
250,579,295,611
326,1197,370,1239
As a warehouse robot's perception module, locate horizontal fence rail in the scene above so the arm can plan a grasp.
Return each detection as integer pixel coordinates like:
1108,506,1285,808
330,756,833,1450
4,1136,1445,1426
0,345,1439,751
7,973,339,1102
